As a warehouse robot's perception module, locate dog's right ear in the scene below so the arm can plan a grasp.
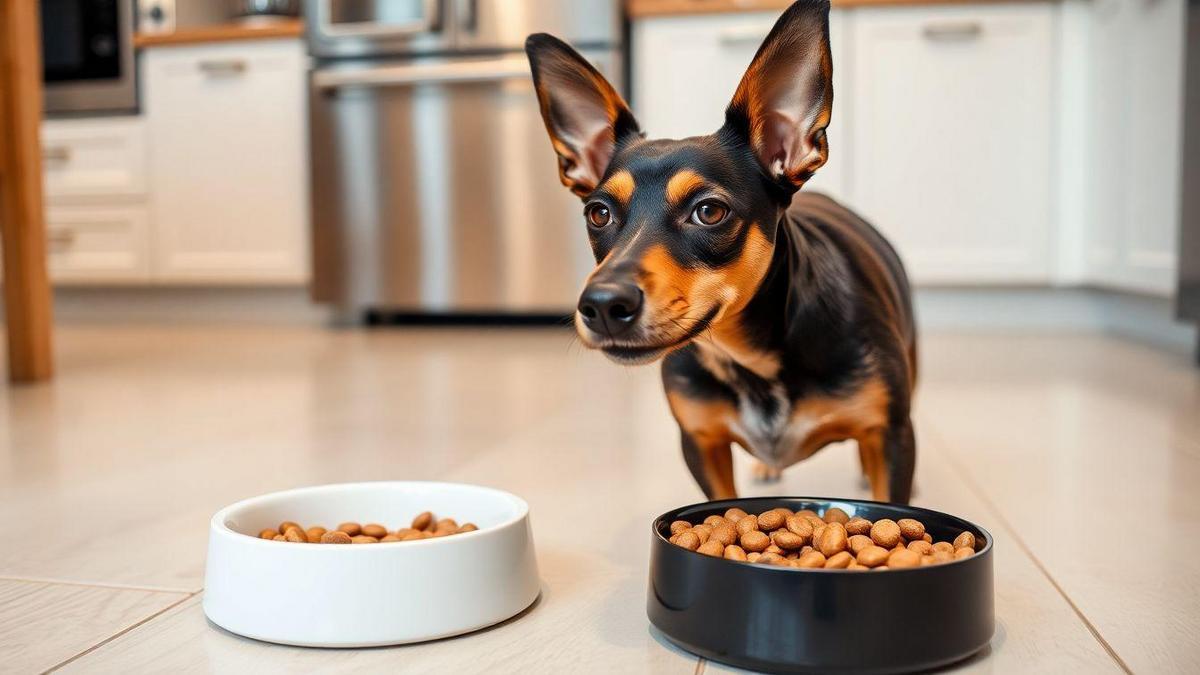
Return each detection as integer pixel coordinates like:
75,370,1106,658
526,34,640,198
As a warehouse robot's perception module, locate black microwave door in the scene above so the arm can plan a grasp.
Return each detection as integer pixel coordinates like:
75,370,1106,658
41,0,123,82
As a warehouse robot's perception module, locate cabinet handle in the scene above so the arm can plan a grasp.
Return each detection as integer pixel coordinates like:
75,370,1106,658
719,24,774,46
922,20,983,42
43,146,71,163
47,229,76,248
197,59,248,77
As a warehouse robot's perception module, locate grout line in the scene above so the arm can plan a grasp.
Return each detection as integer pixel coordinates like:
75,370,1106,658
0,575,196,595
920,422,1135,675
42,591,199,674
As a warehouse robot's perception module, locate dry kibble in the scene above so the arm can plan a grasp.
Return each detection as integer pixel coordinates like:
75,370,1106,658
736,515,760,536
785,516,814,540
724,507,749,522
794,550,827,568
435,518,458,533
676,531,701,551
362,524,388,539
757,510,786,531
845,517,872,536
380,534,402,542
818,522,848,557
321,530,352,544
666,507,982,572
870,519,902,548
740,530,770,553
898,518,926,540
458,523,478,533
907,540,933,556
888,549,921,569
824,551,853,569
336,522,362,537
823,507,850,524
773,531,805,551
711,523,738,546
278,522,302,537
306,526,327,543
857,545,891,568
258,528,278,540
351,535,379,544
273,534,286,541
848,534,873,555
283,527,306,543
411,511,433,531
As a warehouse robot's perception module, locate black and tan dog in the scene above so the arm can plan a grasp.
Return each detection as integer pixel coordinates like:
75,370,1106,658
525,0,917,503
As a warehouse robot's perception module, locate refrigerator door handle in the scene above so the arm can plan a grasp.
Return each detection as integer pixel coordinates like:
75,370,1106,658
315,0,444,38
313,59,531,90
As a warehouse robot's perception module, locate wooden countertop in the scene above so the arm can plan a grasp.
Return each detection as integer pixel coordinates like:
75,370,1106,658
133,19,304,48
627,0,1024,17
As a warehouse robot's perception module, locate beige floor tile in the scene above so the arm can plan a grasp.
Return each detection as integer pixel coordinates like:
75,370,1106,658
0,579,189,674
918,334,1199,673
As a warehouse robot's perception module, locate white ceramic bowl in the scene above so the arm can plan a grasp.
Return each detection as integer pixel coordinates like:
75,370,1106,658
203,481,540,647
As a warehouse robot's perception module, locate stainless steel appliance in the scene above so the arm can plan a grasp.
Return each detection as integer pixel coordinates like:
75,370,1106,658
41,0,137,115
307,0,622,315
1180,1,1200,362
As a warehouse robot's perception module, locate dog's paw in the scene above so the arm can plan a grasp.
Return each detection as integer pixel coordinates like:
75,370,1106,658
751,461,783,483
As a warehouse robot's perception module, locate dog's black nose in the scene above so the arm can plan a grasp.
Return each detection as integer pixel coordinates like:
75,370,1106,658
578,282,643,336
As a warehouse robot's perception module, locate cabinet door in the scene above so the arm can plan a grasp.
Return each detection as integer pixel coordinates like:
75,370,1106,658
143,40,309,284
1085,0,1185,295
848,5,1055,284
631,11,848,200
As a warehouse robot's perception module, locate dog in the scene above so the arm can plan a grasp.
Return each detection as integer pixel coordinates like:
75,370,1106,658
525,0,917,503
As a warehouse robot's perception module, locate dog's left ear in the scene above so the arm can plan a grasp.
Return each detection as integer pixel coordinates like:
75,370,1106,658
526,33,641,197
724,0,833,190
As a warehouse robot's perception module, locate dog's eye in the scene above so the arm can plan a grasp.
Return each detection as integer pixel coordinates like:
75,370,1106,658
585,204,611,228
691,200,729,226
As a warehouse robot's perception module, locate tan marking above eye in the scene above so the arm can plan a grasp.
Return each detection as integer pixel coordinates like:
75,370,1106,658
599,169,636,205
666,170,707,206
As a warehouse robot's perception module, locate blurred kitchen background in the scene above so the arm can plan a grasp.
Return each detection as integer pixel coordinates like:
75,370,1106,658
20,0,1197,356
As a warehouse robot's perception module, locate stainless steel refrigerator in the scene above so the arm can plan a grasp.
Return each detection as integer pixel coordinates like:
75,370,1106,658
306,0,622,316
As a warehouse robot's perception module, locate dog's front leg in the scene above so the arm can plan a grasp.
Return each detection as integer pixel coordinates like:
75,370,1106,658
680,430,736,500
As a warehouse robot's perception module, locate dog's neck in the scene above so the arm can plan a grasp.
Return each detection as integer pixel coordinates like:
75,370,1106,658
696,209,858,384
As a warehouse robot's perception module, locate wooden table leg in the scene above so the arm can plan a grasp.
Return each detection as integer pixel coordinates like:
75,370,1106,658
0,0,54,383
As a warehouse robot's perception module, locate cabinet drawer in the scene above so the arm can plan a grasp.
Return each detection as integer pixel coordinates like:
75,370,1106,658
45,205,151,283
41,117,147,200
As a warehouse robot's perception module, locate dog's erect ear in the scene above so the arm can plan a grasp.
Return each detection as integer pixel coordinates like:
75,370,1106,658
724,0,833,190
526,33,640,197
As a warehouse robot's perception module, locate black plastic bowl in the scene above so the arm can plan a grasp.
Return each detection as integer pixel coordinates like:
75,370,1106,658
648,497,994,674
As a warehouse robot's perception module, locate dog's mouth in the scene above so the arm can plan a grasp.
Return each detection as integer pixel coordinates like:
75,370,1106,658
594,305,720,365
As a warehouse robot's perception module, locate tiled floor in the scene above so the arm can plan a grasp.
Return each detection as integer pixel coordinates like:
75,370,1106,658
1,325,1197,673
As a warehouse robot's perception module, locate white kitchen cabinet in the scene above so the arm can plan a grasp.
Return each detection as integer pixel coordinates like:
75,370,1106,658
142,39,309,284
847,4,1056,284
41,116,147,200
45,204,151,283
631,11,848,201
1082,0,1185,295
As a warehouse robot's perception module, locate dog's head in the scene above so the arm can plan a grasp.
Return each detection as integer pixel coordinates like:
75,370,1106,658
526,0,832,365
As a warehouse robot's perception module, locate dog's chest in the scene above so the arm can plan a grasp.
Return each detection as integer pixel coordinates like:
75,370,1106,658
694,348,809,463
